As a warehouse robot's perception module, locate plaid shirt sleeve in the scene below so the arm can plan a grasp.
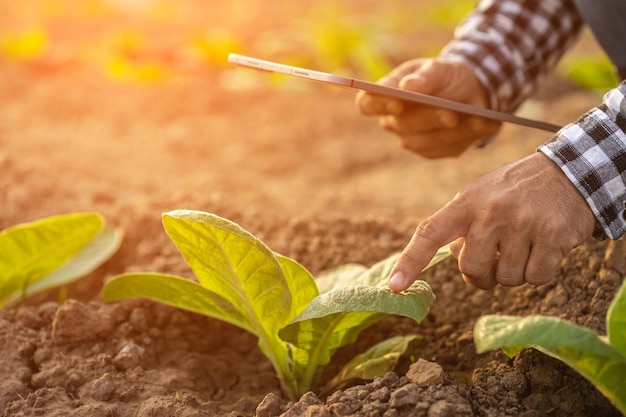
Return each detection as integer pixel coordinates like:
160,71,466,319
439,0,583,112
437,0,626,240
539,83,626,240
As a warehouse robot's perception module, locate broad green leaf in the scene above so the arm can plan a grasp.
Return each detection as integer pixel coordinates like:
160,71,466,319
279,280,435,388
161,210,293,331
330,335,420,385
354,253,401,288
352,246,450,288
607,279,626,357
315,263,367,294
0,213,104,306
314,245,451,293
288,310,384,391
284,309,384,368
275,254,319,320
103,273,251,332
475,315,626,414
3,227,122,308
286,281,435,326
160,210,299,397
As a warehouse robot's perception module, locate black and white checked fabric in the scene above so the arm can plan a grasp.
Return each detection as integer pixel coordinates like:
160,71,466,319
441,0,583,112
540,85,626,240
437,0,626,240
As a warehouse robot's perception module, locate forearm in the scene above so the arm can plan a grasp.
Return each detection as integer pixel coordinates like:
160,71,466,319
440,0,583,112
539,82,626,240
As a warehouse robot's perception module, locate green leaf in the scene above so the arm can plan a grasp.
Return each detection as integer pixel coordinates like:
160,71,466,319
4,227,122,307
355,247,450,288
279,248,445,392
161,210,295,330
121,210,321,399
275,254,319,319
474,315,626,414
279,280,435,389
103,273,251,332
286,281,435,327
315,245,451,292
331,334,420,384
0,213,105,306
315,263,367,294
102,210,447,399
607,279,626,358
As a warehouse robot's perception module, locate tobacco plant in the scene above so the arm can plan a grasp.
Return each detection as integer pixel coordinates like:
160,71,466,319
103,210,450,399
474,278,626,414
0,212,122,308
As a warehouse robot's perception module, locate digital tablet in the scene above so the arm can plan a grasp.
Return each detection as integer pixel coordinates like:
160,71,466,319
228,53,561,133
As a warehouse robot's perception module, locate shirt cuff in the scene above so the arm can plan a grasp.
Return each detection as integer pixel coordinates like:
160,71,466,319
538,105,626,240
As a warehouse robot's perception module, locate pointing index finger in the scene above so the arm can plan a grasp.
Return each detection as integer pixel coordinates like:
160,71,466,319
389,200,471,292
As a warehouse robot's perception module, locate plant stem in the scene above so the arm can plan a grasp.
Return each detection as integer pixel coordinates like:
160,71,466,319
263,341,297,400
298,314,345,396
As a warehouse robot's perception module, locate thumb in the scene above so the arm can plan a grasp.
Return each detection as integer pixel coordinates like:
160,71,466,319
398,72,459,129
389,201,470,292
399,60,452,96
398,73,432,94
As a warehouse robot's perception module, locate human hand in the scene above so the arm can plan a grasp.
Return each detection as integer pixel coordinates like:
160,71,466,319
388,152,596,290
356,58,501,158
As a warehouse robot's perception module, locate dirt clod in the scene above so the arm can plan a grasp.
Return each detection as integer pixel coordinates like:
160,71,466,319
406,359,445,387
255,392,282,417
389,384,420,408
51,300,115,345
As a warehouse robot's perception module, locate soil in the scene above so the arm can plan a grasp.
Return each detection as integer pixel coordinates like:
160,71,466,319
1,7,624,416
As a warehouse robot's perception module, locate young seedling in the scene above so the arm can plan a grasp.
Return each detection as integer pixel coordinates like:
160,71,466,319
474,279,626,414
103,210,450,399
0,212,122,308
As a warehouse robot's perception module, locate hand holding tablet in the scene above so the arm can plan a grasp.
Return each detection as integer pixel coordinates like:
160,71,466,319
228,53,561,133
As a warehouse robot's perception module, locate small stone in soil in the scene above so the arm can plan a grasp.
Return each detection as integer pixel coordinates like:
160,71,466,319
406,358,444,387
255,392,281,417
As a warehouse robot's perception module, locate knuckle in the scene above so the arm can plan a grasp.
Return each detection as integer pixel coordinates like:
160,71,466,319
525,255,559,285
463,272,497,290
414,218,440,242
451,188,475,210
496,272,525,287
457,258,488,281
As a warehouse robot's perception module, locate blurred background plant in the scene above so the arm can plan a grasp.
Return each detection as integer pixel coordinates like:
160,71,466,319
0,0,612,90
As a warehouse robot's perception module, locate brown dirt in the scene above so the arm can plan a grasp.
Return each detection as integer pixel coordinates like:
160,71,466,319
1,11,624,417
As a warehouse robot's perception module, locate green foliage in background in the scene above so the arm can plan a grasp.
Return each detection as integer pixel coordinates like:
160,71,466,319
2,1,614,91
424,0,476,29
561,55,620,92
0,28,47,61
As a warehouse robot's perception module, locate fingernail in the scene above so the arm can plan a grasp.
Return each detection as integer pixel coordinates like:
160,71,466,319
389,271,405,291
